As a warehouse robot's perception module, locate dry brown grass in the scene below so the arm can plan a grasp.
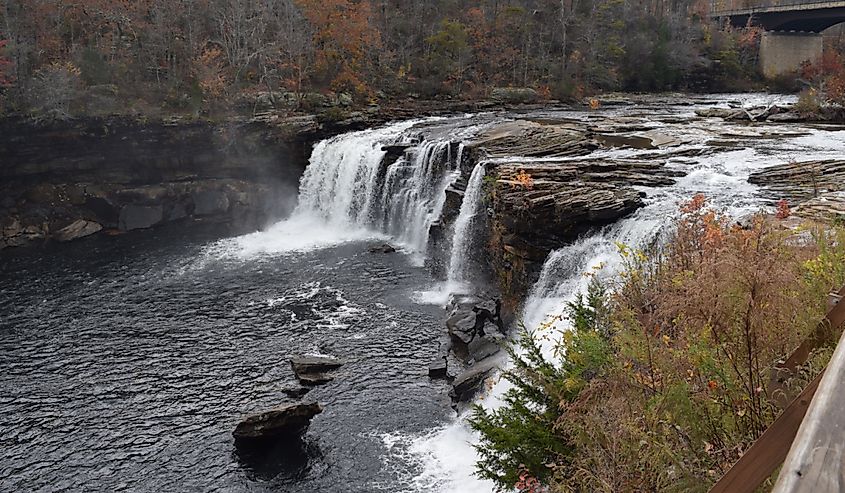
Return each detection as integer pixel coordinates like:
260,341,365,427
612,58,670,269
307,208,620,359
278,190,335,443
552,194,845,492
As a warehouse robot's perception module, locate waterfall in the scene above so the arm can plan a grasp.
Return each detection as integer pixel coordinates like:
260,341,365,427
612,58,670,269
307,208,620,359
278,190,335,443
446,162,487,283
295,120,418,230
232,119,469,257
406,136,782,492
379,140,455,253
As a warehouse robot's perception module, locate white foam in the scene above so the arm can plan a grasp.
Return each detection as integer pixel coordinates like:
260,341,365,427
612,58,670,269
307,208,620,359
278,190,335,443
224,213,383,258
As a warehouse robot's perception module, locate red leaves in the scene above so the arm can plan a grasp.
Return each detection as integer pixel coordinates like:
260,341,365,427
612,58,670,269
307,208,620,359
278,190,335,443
515,467,544,493
776,199,791,220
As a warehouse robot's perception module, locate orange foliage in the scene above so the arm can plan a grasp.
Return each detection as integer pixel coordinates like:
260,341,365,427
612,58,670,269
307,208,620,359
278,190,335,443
512,169,534,190
776,199,791,220
294,0,380,96
194,46,229,99
801,50,845,105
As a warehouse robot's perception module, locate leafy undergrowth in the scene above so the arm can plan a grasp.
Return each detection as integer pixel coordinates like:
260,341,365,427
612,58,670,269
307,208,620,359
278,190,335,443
471,194,845,492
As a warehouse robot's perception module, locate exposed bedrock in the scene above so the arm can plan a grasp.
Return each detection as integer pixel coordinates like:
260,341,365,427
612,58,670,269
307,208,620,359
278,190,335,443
749,159,845,223
0,116,315,250
443,119,684,303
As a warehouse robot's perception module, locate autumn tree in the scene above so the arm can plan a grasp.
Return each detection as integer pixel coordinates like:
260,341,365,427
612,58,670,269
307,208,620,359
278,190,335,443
294,0,380,96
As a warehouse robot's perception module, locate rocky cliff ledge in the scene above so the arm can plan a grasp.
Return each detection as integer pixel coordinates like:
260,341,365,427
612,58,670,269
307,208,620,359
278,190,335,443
0,116,318,249
450,119,684,303
749,159,845,223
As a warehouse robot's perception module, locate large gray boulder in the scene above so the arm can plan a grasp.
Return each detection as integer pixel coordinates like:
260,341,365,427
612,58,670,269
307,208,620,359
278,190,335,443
450,359,501,405
233,402,322,439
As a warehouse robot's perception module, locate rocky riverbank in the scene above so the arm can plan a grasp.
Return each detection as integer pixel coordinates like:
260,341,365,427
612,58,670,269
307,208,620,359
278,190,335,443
430,117,685,305
0,115,318,250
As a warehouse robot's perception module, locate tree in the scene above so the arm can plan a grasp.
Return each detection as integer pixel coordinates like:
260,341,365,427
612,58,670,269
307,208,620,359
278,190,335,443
0,39,13,88
294,0,381,96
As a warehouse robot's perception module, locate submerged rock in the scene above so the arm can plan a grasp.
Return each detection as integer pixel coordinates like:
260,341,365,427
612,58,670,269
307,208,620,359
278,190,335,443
368,243,397,254
233,402,322,439
291,355,344,374
281,386,312,399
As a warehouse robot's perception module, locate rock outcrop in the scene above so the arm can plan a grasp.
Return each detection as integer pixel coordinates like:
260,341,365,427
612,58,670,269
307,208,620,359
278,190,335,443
748,160,845,223
449,359,502,407
0,115,311,250
233,402,322,440
290,355,344,386
53,219,102,242
440,119,685,303
749,160,845,201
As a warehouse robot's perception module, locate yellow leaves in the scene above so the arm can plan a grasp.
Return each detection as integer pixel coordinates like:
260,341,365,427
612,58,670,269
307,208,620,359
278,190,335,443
563,377,582,392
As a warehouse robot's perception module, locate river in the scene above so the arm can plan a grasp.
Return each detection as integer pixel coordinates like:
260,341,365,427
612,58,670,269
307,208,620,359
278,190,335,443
3,93,845,492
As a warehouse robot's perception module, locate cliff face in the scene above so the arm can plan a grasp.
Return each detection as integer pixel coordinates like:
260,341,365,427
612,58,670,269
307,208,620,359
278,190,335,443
0,117,315,249
436,119,685,306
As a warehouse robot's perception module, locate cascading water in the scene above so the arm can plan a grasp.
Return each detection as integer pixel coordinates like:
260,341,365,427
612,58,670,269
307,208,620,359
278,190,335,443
405,100,845,492
229,119,469,257
380,140,455,254
446,162,487,284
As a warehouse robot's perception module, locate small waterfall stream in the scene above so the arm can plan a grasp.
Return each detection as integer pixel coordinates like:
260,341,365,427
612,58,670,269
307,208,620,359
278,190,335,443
446,162,487,284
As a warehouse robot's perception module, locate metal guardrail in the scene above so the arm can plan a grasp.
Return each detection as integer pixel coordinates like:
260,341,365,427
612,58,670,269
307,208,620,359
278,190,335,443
711,0,845,16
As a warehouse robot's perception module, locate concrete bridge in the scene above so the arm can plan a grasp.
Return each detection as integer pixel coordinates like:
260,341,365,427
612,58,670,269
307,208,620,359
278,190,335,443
711,0,845,76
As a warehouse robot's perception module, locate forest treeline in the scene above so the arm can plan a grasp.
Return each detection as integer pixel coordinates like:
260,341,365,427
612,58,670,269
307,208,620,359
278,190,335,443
0,0,763,117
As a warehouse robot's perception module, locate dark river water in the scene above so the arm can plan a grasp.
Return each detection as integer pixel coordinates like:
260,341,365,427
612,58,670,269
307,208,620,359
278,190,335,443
0,222,452,492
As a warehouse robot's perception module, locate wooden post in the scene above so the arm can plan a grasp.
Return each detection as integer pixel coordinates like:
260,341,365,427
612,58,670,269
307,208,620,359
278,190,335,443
773,324,845,492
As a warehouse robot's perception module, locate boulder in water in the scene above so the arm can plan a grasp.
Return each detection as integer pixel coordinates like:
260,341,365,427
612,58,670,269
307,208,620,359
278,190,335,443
233,402,322,439
290,355,343,386
450,358,501,406
428,357,449,380
467,334,503,364
368,243,396,254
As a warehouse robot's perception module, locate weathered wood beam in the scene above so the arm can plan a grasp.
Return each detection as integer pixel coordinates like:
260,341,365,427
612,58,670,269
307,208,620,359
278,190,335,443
709,371,823,493
773,321,845,492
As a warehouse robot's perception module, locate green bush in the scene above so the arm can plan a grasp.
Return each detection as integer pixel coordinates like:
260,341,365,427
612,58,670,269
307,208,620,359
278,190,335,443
469,278,612,491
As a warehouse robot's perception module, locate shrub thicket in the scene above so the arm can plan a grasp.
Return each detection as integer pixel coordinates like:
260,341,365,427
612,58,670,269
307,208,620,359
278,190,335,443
472,194,845,492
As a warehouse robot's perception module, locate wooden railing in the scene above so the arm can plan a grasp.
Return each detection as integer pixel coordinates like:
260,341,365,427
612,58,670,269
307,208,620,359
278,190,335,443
709,285,845,493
